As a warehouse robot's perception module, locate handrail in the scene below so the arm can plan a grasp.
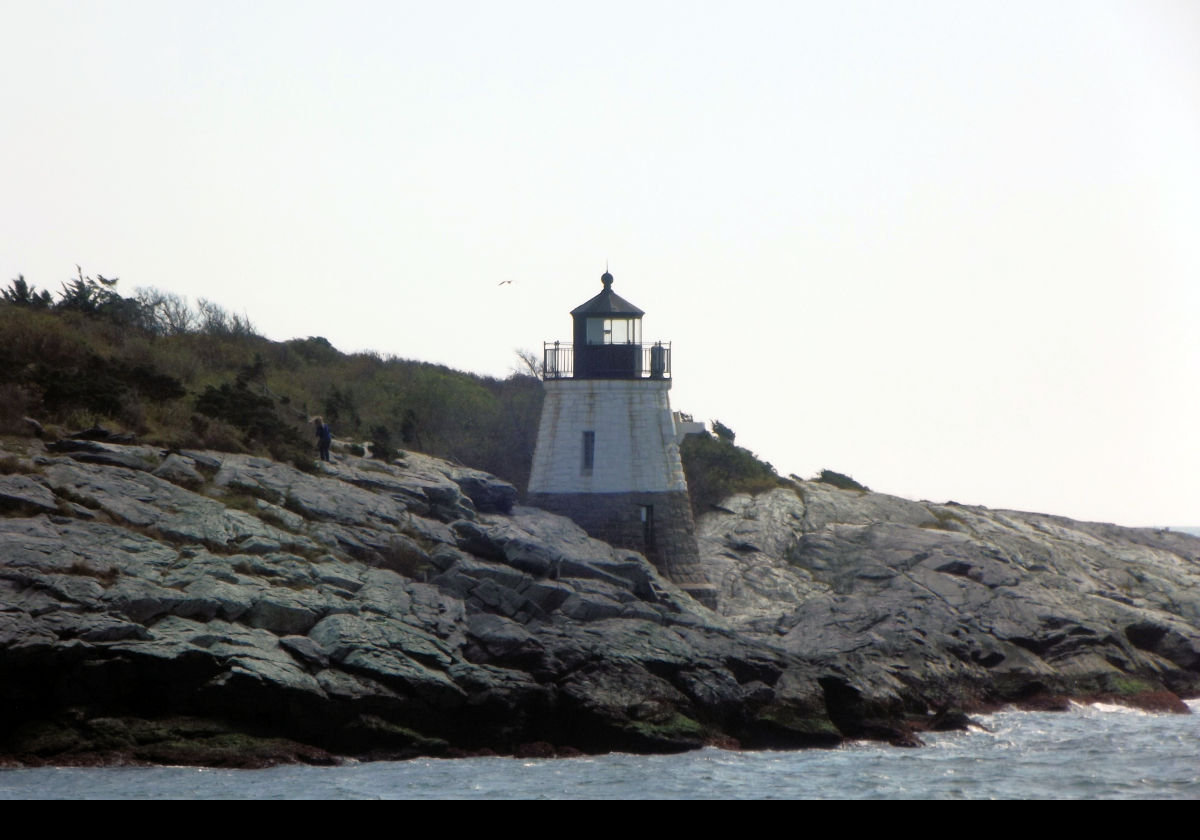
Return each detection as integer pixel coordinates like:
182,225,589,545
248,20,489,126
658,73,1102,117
542,341,671,380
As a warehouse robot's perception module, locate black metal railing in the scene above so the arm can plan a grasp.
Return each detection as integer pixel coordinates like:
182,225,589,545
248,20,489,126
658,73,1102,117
543,342,671,380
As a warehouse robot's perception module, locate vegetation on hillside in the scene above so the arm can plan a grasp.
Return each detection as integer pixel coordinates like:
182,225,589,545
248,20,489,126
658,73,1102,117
679,423,791,515
0,271,543,486
3,270,810,512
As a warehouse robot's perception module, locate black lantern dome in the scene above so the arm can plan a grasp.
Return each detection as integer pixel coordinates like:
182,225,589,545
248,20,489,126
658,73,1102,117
542,270,670,380
570,271,645,378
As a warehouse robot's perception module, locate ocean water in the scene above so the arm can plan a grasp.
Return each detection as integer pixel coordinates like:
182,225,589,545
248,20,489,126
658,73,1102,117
2,701,1197,799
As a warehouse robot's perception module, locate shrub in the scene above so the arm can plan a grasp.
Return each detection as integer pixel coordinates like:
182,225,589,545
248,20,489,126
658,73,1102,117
370,425,395,462
0,306,93,371
680,432,789,515
815,469,869,492
195,383,280,441
711,419,736,444
286,336,341,364
188,415,247,453
0,455,37,475
0,384,39,436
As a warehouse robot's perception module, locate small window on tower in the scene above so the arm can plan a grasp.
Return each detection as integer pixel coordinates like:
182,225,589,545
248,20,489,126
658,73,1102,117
640,505,655,552
582,431,595,473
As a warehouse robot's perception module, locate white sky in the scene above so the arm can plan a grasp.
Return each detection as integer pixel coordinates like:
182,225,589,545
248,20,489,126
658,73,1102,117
3,1,1198,526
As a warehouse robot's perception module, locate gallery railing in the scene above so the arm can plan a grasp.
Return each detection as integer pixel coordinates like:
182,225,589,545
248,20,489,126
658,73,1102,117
542,342,671,380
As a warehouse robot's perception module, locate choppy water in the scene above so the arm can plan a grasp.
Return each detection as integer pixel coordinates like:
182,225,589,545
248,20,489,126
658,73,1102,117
3,701,1197,799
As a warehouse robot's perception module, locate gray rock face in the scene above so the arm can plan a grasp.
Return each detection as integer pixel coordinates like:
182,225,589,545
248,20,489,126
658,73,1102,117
3,437,1196,766
44,439,160,471
152,454,206,488
0,474,59,514
699,484,1200,706
0,441,838,764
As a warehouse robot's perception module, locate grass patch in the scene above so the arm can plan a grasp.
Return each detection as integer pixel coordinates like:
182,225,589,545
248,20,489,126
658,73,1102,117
376,535,435,580
65,560,120,585
0,455,38,475
922,508,967,531
54,485,103,511
209,485,282,510
620,711,708,748
231,559,257,577
1102,674,1157,696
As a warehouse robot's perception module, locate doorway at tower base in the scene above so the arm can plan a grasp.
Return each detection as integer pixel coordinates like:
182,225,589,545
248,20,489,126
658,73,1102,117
528,489,719,609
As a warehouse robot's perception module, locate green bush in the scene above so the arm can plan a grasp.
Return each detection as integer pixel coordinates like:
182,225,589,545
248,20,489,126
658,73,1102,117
815,469,869,492
370,425,395,462
680,432,789,515
195,383,279,441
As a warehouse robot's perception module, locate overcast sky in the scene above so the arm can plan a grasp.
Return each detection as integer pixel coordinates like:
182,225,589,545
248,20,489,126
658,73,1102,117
3,1,1198,527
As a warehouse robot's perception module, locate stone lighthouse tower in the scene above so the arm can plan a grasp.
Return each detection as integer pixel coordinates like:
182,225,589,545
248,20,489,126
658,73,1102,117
528,270,716,607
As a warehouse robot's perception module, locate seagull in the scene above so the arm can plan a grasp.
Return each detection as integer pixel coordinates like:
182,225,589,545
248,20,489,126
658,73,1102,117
498,279,514,286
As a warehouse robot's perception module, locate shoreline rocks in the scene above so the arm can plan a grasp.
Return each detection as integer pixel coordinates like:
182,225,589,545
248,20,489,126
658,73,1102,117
697,485,1200,715
1,439,1196,767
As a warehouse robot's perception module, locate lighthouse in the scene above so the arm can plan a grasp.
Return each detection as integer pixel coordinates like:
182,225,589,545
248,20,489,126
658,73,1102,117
528,270,716,607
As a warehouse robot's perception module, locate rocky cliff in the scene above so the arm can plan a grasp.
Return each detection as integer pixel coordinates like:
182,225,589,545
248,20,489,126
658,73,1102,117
699,485,1200,720
1,439,1197,766
0,439,840,766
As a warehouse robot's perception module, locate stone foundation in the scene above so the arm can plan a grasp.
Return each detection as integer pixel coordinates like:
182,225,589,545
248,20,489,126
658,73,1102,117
529,490,717,608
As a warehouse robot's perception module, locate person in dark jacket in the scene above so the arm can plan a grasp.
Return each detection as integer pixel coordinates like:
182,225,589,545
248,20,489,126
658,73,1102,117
314,416,332,462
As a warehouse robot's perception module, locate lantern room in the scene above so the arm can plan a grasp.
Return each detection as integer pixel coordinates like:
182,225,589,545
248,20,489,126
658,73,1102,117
544,271,670,380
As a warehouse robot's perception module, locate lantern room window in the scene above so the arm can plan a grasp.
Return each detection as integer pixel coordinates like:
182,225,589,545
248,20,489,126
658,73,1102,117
586,317,641,345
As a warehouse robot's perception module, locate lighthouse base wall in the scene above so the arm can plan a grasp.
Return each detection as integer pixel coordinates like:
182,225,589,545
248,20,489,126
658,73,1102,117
527,379,687,495
528,490,716,608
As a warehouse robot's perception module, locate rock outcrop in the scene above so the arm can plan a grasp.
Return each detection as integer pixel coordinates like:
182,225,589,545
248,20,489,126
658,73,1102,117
0,442,837,766
2,439,1197,767
698,485,1200,714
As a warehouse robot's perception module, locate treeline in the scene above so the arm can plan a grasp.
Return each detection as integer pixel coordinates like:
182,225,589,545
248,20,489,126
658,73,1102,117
2,269,258,337
0,271,542,487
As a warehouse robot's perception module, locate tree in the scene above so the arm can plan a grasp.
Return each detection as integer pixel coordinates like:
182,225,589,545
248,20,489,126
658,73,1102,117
711,419,736,444
196,298,258,337
55,267,154,329
135,288,196,335
400,408,421,448
1,276,52,308
57,267,120,314
514,347,545,379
